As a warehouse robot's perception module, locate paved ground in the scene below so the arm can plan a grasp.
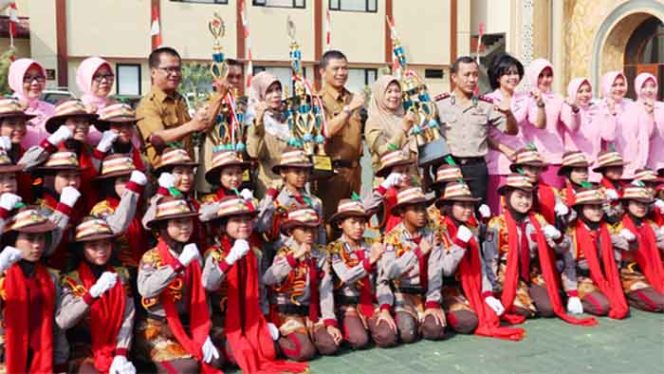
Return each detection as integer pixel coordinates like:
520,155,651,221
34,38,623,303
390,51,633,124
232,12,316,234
308,310,664,374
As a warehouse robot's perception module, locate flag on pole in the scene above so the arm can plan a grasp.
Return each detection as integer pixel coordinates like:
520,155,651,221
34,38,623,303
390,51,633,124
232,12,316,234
324,8,331,51
240,0,253,89
386,16,401,77
476,22,485,64
150,4,162,50
7,1,18,48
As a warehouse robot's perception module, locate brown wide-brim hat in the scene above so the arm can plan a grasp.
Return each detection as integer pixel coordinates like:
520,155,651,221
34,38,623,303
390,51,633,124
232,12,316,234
4,208,57,234
95,154,136,180
509,160,549,173
279,207,323,234
0,99,36,121
0,111,36,121
497,174,535,195
280,218,323,235
74,217,120,242
509,148,549,173
205,151,252,185
328,199,371,224
0,164,24,174
390,187,436,215
571,188,606,207
45,113,98,134
375,150,415,178
435,182,481,207
557,151,590,176
34,151,85,173
94,117,138,132
211,196,259,222
271,148,313,174
146,197,200,229
94,103,141,131
619,186,655,204
155,148,199,174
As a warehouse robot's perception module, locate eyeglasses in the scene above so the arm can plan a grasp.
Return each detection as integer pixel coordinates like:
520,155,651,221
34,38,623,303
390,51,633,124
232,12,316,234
157,66,182,75
93,73,115,82
23,75,46,83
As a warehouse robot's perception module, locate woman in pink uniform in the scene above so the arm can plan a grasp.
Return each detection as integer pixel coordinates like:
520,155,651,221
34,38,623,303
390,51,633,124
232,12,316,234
7,58,55,148
523,58,565,188
603,71,654,178
561,78,616,182
634,73,663,172
75,56,118,145
485,53,528,214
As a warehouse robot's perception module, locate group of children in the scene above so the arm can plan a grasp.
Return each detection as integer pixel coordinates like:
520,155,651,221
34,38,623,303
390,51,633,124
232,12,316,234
0,95,662,374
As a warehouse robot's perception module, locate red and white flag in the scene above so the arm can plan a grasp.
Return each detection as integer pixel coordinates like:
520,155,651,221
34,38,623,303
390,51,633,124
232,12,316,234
324,8,331,51
6,1,18,48
150,4,162,50
240,0,253,89
386,16,401,77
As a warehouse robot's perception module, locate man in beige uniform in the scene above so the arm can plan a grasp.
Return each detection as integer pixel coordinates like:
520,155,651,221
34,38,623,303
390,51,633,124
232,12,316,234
435,56,518,202
315,50,365,221
136,47,214,168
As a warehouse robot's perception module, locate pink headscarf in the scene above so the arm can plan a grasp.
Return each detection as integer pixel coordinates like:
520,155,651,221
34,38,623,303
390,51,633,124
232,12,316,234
249,71,281,104
634,72,658,102
600,71,628,101
566,77,592,103
8,58,55,148
76,56,114,111
526,58,554,94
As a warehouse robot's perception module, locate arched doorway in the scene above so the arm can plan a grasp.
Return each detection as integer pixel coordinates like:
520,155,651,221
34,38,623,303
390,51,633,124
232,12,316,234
624,16,664,99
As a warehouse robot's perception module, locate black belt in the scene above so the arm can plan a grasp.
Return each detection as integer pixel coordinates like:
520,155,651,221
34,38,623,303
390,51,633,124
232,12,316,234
452,156,485,165
576,267,591,278
442,276,459,287
336,295,360,306
277,304,309,316
332,159,359,169
396,286,425,295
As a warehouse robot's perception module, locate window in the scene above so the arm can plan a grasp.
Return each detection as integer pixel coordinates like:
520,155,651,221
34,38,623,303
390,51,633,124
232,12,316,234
329,0,377,12
116,64,141,96
346,68,377,93
253,0,305,9
170,0,228,3
424,69,444,79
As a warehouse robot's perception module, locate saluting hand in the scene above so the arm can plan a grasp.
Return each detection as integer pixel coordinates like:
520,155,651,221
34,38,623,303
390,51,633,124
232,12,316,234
369,242,386,265
349,92,366,112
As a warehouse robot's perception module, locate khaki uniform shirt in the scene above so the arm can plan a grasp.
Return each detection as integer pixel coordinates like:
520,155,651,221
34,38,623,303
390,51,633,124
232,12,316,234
319,85,363,163
136,87,192,166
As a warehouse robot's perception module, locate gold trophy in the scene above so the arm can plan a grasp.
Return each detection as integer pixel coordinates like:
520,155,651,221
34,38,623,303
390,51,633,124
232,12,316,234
284,17,333,178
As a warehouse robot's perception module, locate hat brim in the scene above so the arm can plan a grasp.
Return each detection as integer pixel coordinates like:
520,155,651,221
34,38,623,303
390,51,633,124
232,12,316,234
271,163,313,174
75,232,119,243
45,113,99,134
11,220,57,234
95,169,133,180
0,112,36,121
435,195,481,207
34,165,84,173
0,164,24,173
146,211,199,229
390,196,436,215
572,198,606,207
430,176,474,189
210,209,259,223
205,161,252,185
497,184,534,195
592,161,628,172
557,163,589,176
619,196,655,204
509,162,549,173
328,210,371,224
376,159,415,178
94,118,139,132
280,219,322,235
156,161,199,174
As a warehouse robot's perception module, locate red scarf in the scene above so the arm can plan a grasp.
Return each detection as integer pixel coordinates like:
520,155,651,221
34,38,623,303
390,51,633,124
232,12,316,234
445,217,525,340
4,263,55,373
535,183,556,225
564,182,576,206
574,222,629,319
600,177,622,192
78,147,99,212
353,249,377,319
78,263,127,373
622,216,664,293
307,255,321,323
107,197,148,267
131,147,146,172
382,187,401,232
157,239,220,374
15,146,34,203
500,210,597,326
221,236,307,373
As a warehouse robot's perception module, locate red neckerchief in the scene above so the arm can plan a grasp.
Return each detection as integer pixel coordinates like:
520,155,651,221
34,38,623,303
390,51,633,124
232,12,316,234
13,145,34,203
220,236,308,373
382,186,401,232
131,147,146,172
189,198,209,250
574,222,629,319
4,263,55,373
352,245,376,319
107,197,148,267
564,182,577,206
79,262,127,372
409,234,429,292
600,177,623,192
307,254,321,323
534,182,556,225
501,211,597,326
76,146,99,212
444,217,524,340
156,239,220,373
215,187,230,201
622,216,664,293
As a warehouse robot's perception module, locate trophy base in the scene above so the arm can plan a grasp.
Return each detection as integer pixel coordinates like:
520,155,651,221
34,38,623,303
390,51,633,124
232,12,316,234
418,138,451,167
311,155,336,180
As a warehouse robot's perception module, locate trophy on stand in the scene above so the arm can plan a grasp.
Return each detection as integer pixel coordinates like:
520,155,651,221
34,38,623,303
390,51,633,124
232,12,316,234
388,18,449,167
283,17,333,179
207,12,246,154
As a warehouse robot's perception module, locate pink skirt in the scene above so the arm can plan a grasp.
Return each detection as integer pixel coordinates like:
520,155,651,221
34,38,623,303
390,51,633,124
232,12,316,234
540,164,564,189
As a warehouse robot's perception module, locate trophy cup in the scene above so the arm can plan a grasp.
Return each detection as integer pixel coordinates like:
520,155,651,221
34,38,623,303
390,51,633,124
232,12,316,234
389,19,449,167
284,18,333,179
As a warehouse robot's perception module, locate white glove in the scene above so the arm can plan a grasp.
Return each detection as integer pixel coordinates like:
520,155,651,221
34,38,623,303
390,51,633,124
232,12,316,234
47,126,73,146
59,186,81,207
267,322,280,341
654,199,664,214
96,130,118,153
542,225,562,240
605,189,619,201
109,355,135,374
0,193,22,211
178,243,200,267
619,229,636,242
199,202,219,223
88,271,118,298
380,172,403,189
566,296,584,315
0,136,11,150
225,239,251,265
240,188,254,201
0,246,23,272
158,172,176,189
484,296,505,316
129,170,147,186
478,204,491,219
201,336,220,364
554,201,570,217
456,225,473,244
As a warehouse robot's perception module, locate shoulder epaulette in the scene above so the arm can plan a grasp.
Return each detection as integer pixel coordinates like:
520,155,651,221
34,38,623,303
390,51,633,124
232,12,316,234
477,95,494,104
90,200,114,217
434,92,450,102
200,193,219,204
140,248,162,267
487,215,506,230
204,245,223,261
61,272,87,297
327,241,344,255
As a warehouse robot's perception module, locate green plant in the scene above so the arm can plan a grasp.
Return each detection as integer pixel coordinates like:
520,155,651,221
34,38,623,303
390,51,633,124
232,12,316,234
0,48,16,96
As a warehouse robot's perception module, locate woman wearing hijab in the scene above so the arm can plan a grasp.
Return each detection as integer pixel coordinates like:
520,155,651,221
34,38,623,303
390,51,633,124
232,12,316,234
523,58,565,188
7,58,55,148
561,78,616,182
246,72,289,196
364,75,418,174
76,57,117,145
633,72,663,172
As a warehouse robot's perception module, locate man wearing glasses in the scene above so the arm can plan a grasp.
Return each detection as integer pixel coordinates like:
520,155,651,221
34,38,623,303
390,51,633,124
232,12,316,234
137,47,215,166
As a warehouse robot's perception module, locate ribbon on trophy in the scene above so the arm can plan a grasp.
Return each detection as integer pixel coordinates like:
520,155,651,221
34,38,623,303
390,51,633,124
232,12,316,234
387,16,449,167
284,17,334,178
